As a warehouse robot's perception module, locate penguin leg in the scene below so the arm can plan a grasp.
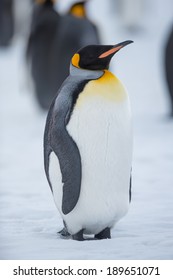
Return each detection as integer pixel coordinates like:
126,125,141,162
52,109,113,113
72,229,84,241
95,227,111,240
57,220,71,238
58,227,71,239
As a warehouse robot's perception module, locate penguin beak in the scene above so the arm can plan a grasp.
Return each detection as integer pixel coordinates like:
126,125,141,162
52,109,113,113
99,40,133,59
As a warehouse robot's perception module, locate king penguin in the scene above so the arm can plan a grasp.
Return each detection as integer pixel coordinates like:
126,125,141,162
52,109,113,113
68,0,100,45
44,41,133,241
0,0,14,47
26,0,61,110
52,0,101,95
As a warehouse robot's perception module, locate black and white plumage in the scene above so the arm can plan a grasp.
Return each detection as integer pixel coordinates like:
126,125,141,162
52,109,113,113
44,42,133,241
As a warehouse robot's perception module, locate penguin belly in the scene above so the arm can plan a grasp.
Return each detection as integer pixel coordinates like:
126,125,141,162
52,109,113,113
49,74,133,235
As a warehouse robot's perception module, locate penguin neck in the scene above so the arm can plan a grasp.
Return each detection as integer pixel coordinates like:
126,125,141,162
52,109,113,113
70,64,103,80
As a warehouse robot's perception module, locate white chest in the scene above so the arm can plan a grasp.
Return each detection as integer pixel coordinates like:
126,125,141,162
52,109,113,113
49,72,133,235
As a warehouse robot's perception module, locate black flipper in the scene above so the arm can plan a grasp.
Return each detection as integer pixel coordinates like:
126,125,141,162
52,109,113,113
44,77,90,215
52,125,81,215
44,98,56,192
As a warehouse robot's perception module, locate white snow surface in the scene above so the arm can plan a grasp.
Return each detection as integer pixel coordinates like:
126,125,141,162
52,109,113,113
0,0,173,260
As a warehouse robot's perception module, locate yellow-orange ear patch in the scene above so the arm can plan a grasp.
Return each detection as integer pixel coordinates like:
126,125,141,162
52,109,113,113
70,4,86,18
71,53,80,68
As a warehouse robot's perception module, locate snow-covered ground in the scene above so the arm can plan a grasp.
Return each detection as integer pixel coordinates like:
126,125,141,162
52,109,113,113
0,0,173,260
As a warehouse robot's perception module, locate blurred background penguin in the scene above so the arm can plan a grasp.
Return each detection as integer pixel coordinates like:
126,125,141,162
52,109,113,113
0,0,14,47
52,0,101,97
26,0,100,110
165,24,173,117
26,0,60,110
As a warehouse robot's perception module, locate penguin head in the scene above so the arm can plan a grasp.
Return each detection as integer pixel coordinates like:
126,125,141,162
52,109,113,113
71,41,133,71
69,1,87,18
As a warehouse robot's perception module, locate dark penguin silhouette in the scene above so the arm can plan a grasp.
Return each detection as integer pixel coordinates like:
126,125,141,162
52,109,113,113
0,0,14,47
26,0,61,110
51,0,101,100
165,25,173,117
44,41,133,241
27,0,100,110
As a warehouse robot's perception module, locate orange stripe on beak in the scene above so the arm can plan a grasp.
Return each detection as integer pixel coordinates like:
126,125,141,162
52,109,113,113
99,46,122,59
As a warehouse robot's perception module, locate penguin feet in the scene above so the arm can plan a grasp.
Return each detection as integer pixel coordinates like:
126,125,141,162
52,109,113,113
95,227,111,240
57,227,71,239
58,227,111,241
72,229,84,241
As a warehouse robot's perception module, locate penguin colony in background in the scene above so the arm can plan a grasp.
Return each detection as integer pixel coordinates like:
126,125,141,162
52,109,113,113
44,41,133,241
26,0,100,110
0,0,14,47
165,25,173,117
